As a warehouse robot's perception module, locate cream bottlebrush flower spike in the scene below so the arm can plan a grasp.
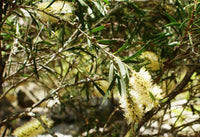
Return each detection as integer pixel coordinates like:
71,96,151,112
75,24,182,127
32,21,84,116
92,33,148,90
120,92,144,124
37,1,75,23
140,51,161,71
12,115,54,137
120,67,163,124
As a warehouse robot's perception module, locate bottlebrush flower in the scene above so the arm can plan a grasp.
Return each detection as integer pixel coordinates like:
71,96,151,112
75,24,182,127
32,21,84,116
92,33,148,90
12,115,53,137
37,1,75,23
120,92,144,124
140,51,161,71
120,67,162,124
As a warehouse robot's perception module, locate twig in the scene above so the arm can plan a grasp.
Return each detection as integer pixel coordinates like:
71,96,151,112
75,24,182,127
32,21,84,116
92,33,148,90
92,3,122,29
0,111,28,127
0,52,57,101
102,108,119,134
0,77,105,127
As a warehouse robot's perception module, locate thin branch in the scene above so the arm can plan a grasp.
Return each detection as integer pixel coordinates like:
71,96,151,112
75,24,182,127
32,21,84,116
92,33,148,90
0,77,105,127
0,52,57,101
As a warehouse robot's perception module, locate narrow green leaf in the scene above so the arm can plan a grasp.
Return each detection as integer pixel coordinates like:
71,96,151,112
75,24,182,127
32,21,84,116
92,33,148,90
33,59,39,79
176,0,186,17
48,17,52,37
160,97,169,103
2,35,11,41
93,82,105,96
123,41,150,61
78,0,88,7
149,91,156,101
87,37,92,49
81,83,90,101
168,41,180,47
195,4,200,15
129,2,145,16
0,33,8,36
163,11,177,22
120,76,126,94
114,23,139,54
102,76,116,104
32,45,39,79
59,25,65,47
78,0,94,18
41,65,57,76
109,62,114,83
103,0,109,4
92,1,107,16
117,76,122,95
151,33,172,42
91,25,105,33
134,122,139,132
179,18,190,30
87,6,95,18
165,22,180,27
116,59,126,78
97,39,116,44
107,76,116,94
20,74,30,77
114,41,129,54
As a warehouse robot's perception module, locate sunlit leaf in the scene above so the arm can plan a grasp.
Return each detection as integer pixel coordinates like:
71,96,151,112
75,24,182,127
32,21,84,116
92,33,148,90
109,61,114,83
119,76,126,94
160,97,169,103
92,0,107,16
116,58,126,78
87,37,92,49
168,41,180,47
149,91,156,101
78,0,95,18
91,25,105,33
102,0,109,5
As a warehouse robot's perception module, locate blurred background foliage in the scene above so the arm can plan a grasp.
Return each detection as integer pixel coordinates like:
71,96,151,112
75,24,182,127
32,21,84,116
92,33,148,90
0,0,200,136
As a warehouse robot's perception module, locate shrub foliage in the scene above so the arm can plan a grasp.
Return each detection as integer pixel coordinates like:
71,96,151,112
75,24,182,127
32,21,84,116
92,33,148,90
0,0,200,136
